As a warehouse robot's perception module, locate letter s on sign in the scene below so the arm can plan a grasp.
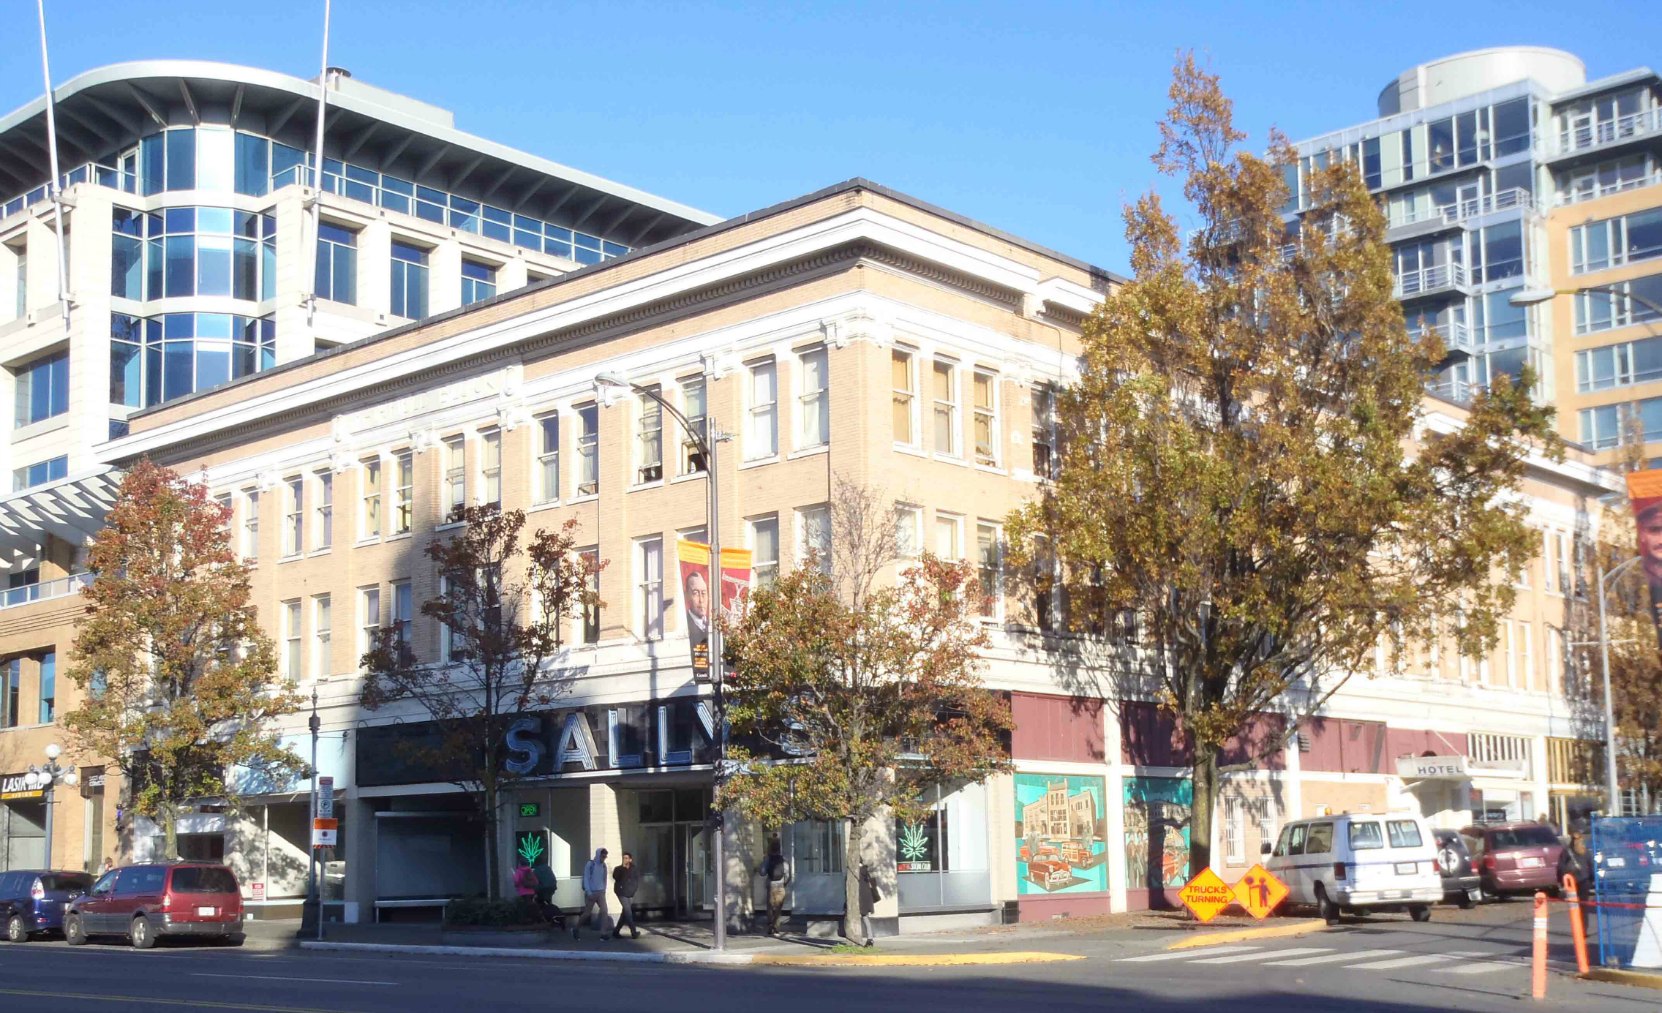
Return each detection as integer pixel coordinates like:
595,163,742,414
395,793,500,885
505,716,544,775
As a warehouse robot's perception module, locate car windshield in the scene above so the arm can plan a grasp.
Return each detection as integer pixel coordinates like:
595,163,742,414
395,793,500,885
38,873,93,891
171,867,238,894
1349,822,1385,850
1491,826,1560,848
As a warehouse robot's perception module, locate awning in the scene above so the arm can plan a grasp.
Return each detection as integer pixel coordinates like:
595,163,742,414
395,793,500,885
0,468,121,571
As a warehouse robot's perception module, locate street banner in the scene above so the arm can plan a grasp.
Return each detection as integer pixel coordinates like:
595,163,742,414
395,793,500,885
1626,469,1662,650
676,540,752,683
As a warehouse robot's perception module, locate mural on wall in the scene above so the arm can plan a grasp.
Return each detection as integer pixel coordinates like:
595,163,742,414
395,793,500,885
1124,776,1193,892
1014,774,1108,894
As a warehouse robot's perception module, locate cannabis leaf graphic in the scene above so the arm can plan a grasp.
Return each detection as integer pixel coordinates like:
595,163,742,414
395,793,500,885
899,822,930,862
518,833,546,865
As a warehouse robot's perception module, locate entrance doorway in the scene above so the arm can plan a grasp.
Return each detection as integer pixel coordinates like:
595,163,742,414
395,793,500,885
631,788,713,916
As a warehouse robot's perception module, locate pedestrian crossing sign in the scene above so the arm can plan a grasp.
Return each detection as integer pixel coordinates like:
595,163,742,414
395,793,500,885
1232,864,1288,919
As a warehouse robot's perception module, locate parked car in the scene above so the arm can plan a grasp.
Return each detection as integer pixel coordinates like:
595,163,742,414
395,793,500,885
65,863,243,949
1026,859,1072,889
0,869,94,942
1458,822,1566,899
1432,830,1481,908
1264,813,1442,924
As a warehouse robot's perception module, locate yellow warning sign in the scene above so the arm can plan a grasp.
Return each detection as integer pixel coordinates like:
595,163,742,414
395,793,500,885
1179,867,1235,923
1231,863,1289,920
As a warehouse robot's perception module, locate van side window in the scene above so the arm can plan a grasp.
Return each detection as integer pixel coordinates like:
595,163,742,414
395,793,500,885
122,867,165,894
90,871,117,895
1387,820,1424,848
1349,821,1385,850
1286,824,1307,856
1304,822,1334,855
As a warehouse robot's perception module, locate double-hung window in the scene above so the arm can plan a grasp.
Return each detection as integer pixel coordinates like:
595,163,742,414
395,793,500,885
282,599,302,682
577,404,599,496
390,241,430,320
746,360,777,460
480,428,502,506
315,222,357,304
358,586,381,665
681,378,707,475
1031,385,1057,478
460,260,497,306
0,658,18,728
314,471,333,550
283,477,304,556
934,512,962,560
241,490,260,561
14,350,69,427
749,516,780,589
580,547,601,644
443,436,466,518
932,360,958,456
797,347,829,448
977,522,1003,619
896,506,923,559
391,581,414,650
535,412,560,504
37,651,55,724
360,459,382,539
312,594,332,678
636,389,663,484
892,349,917,446
972,370,997,466
637,537,664,640
798,505,831,572
394,451,413,534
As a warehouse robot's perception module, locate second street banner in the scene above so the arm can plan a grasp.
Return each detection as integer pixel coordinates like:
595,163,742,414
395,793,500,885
676,540,752,682
1627,468,1662,651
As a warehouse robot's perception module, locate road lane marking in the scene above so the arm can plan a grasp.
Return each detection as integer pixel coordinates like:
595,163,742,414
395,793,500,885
1439,960,1522,975
1344,954,1454,970
191,973,396,986
1191,946,1331,964
1260,948,1401,966
0,988,341,1012
1120,945,1260,962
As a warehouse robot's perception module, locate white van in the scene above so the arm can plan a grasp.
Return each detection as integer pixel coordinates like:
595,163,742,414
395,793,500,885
1264,813,1442,924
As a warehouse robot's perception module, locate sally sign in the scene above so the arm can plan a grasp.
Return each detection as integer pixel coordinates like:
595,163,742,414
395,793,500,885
676,540,752,683
1628,469,1662,651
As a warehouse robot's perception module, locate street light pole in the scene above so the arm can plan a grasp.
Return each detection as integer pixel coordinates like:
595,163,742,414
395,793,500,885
595,371,729,950
26,744,80,868
1595,556,1640,815
306,686,320,937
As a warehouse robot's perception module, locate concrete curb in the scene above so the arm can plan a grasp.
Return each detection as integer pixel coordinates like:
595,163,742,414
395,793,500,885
751,951,1084,967
1166,919,1328,950
1581,968,1662,991
299,940,754,965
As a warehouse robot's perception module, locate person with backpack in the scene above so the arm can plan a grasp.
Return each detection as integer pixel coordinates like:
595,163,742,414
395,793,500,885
575,848,609,940
761,838,790,935
533,856,562,928
512,858,537,907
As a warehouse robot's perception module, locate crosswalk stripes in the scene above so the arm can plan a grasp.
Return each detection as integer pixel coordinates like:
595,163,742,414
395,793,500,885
1345,953,1457,970
1260,948,1401,966
1118,944,1261,962
1117,943,1532,977
1189,947,1333,965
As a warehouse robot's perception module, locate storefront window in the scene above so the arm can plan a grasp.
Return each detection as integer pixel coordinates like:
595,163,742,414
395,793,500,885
894,783,989,911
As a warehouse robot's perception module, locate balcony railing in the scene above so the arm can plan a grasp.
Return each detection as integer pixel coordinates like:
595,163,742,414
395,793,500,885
0,572,91,610
1389,187,1536,230
1410,320,1472,350
1554,171,1662,207
1555,108,1662,156
0,161,134,226
1393,261,1469,299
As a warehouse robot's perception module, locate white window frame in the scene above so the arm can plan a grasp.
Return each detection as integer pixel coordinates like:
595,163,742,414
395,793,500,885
443,435,467,517
1031,384,1057,479
358,586,381,667
534,411,560,504
282,478,303,557
281,599,302,683
680,377,708,476
972,369,998,467
896,505,923,559
934,511,963,560
393,450,414,535
1224,795,1245,865
1503,619,1517,688
797,346,829,449
892,348,918,447
932,359,959,457
1546,625,1563,695
1519,620,1534,690
748,515,780,589
746,359,778,461
797,504,830,572
314,470,333,550
360,458,382,540
312,593,332,679
391,580,413,649
636,536,664,641
976,521,1003,620
635,388,664,485
479,428,502,506
241,489,260,562
576,403,599,497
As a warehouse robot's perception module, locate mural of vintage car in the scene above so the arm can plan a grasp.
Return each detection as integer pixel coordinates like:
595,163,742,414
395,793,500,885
1027,858,1073,890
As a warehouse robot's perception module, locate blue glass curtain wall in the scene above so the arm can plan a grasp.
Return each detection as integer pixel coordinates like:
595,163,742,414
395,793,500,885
110,312,275,409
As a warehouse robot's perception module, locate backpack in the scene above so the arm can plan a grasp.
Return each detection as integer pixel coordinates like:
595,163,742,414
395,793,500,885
534,864,557,890
765,854,788,883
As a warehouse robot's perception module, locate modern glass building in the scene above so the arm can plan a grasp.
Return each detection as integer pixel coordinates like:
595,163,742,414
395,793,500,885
1287,47,1662,462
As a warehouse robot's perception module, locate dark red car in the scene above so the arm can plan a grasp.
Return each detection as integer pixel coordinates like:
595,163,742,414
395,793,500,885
1459,822,1565,898
65,863,243,949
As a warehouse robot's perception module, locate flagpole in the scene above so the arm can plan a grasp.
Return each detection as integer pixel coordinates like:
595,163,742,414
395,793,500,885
36,0,70,333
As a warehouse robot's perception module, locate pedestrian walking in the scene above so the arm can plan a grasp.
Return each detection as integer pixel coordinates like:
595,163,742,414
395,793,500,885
100,857,114,876
533,856,562,928
575,848,609,940
610,851,642,940
513,858,537,909
761,838,790,935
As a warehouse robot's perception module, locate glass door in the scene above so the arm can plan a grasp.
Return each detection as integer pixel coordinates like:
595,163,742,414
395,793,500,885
682,824,711,913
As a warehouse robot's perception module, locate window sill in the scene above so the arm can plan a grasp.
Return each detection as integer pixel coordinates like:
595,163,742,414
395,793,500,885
628,479,667,494
10,414,70,444
567,494,600,506
787,444,829,461
974,463,1006,477
932,453,970,468
894,444,928,459
434,522,465,533
308,546,333,558
527,500,565,514
670,471,709,485
279,553,303,564
355,537,382,548
738,455,780,471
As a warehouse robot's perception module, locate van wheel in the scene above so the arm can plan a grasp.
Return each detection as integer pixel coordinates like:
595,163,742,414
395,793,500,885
1315,885,1340,925
5,913,26,943
64,914,87,945
1409,905,1432,923
130,915,156,950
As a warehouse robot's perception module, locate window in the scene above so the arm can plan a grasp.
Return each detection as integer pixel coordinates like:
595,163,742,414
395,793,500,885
480,428,502,506
1,658,18,729
792,821,846,876
1348,821,1385,851
389,241,430,320
282,600,302,682
283,477,303,556
461,260,497,306
896,505,922,559
1575,274,1662,336
972,371,997,466
535,412,560,503
1503,620,1517,688
637,537,664,640
892,349,918,446
798,505,831,571
15,351,69,426
12,246,23,318
1577,336,1662,392
360,459,382,539
576,404,599,496
391,581,413,649
932,360,958,455
1519,620,1534,688
580,547,601,644
315,472,333,549
1546,626,1564,694
312,594,332,678
797,347,829,448
934,512,963,560
315,222,357,304
1386,820,1423,849
443,436,466,517
748,515,780,589
241,490,260,561
681,378,708,474
635,389,663,484
1304,823,1334,855
358,586,381,664
394,451,413,534
1224,797,1245,864
977,522,1003,619
214,493,232,537
1031,385,1057,478
747,360,778,459
13,456,67,492
37,652,55,724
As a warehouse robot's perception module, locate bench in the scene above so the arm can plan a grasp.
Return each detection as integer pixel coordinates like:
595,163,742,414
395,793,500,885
372,898,451,923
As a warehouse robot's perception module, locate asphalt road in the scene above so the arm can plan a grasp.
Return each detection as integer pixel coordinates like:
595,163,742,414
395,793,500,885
0,905,1653,1013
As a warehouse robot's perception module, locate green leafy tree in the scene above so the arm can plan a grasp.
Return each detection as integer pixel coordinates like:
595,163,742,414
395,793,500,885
1008,57,1556,876
718,478,1011,943
360,504,602,900
66,459,304,860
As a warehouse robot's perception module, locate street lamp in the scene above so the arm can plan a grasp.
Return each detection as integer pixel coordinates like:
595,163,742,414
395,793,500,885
594,370,731,950
25,743,80,868
1577,556,1640,817
1511,284,1662,323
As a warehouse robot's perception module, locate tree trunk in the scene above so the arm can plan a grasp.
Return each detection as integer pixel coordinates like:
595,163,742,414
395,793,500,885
484,778,501,902
841,818,865,945
1189,748,1218,885
161,805,179,862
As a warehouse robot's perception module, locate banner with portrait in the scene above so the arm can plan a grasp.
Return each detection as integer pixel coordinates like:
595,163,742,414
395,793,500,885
676,540,752,683
1626,469,1662,650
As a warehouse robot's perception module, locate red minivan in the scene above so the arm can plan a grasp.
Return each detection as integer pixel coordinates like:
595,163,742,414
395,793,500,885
1459,822,1566,898
65,863,244,949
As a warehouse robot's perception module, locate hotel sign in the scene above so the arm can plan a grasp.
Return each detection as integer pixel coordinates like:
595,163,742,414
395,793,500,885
1,772,44,800
1395,755,1469,780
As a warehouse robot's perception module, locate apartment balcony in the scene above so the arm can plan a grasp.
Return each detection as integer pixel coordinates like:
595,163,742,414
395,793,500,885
0,572,91,612
1410,320,1474,354
1393,262,1470,300
1549,107,1662,160
1389,187,1537,233
1552,170,1662,208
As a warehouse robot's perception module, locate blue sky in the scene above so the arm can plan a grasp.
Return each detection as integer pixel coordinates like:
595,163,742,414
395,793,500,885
2,1,1650,272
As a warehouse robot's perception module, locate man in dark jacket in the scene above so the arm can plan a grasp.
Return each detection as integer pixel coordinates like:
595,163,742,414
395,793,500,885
610,851,642,940
533,857,562,928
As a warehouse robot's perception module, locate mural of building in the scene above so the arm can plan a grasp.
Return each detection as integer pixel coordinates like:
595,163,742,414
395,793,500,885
1014,775,1106,896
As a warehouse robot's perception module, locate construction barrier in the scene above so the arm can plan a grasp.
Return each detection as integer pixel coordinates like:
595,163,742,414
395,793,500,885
1589,815,1662,970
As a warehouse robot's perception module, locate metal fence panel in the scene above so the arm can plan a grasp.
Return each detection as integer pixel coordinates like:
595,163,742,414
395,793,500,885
1590,816,1662,968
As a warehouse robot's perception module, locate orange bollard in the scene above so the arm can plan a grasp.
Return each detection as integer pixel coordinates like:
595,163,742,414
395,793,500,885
1532,890,1549,1000
1563,873,1590,975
